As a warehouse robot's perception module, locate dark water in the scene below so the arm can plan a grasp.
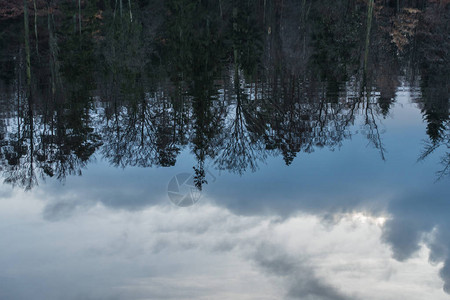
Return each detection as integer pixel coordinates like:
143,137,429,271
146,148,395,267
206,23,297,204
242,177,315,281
0,1,449,299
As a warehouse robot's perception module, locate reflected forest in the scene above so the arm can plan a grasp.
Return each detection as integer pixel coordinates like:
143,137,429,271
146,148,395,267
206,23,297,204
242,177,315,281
0,0,449,190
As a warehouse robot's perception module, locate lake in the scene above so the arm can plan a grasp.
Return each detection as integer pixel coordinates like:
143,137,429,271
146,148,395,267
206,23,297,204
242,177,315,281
0,1,449,299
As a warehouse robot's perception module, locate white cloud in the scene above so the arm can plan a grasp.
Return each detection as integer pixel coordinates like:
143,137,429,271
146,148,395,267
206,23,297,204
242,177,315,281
0,191,447,300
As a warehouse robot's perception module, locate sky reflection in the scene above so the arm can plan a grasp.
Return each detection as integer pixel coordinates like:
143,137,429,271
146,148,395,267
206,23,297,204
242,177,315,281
0,0,449,297
0,89,449,299
0,192,447,300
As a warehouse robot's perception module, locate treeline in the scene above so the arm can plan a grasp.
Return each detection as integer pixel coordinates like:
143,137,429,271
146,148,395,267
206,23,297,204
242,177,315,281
0,0,448,189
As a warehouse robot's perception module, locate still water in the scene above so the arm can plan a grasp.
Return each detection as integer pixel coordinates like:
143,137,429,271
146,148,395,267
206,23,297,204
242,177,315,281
0,0,449,299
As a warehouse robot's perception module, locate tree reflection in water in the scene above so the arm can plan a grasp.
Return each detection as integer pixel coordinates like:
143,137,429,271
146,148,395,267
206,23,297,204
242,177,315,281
0,0,448,188
0,0,449,298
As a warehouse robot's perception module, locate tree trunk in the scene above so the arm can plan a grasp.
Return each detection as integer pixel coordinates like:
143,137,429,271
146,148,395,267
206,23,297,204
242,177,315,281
23,0,32,88
33,0,38,55
48,4,59,95
364,0,374,74
263,0,266,24
78,0,82,35
128,0,133,22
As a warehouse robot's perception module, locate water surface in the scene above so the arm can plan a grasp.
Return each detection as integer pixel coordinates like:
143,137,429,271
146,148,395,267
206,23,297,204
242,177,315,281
0,1,449,299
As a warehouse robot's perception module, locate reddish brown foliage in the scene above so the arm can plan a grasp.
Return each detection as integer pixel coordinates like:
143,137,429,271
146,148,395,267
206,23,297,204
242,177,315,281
0,0,48,21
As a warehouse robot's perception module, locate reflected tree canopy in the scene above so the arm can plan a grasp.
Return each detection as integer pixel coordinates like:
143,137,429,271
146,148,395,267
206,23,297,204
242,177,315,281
0,0,448,189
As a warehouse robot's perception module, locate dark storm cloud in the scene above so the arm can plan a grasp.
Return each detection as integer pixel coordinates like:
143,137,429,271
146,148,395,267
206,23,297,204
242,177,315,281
43,201,81,221
252,243,356,300
381,218,425,261
440,259,450,293
380,188,450,294
38,162,171,220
